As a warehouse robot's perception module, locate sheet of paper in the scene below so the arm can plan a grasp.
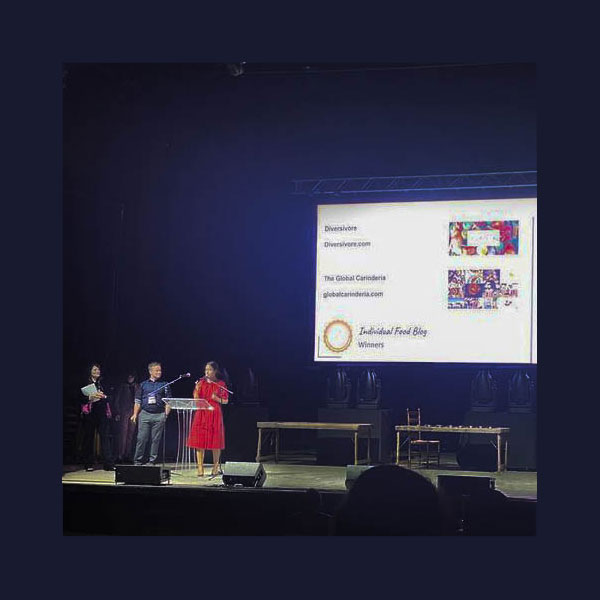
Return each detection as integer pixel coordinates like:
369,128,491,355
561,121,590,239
81,383,97,397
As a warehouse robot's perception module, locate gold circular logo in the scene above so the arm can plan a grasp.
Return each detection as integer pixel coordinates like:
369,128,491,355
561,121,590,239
323,319,353,352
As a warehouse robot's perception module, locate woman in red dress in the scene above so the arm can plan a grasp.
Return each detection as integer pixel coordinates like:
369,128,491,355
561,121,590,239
187,361,229,478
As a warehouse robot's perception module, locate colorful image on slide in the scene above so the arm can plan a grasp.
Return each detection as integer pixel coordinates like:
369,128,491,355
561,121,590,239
449,220,519,256
448,269,519,309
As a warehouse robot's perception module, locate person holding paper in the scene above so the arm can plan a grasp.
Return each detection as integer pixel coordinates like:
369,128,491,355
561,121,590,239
187,361,229,478
131,361,172,465
80,363,115,471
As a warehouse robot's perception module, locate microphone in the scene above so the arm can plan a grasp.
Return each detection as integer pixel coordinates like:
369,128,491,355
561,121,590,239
180,372,191,378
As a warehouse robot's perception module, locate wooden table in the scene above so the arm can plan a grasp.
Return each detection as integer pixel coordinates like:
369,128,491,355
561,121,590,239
395,425,510,472
256,422,372,465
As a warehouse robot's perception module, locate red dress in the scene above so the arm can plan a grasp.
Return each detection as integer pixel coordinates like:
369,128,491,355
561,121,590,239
187,379,228,449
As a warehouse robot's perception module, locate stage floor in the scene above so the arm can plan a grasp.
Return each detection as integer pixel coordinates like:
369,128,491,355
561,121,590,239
62,453,537,499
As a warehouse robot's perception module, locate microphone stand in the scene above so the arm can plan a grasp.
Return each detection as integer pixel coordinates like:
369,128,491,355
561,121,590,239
198,377,234,396
151,373,191,400
198,377,233,479
213,379,232,470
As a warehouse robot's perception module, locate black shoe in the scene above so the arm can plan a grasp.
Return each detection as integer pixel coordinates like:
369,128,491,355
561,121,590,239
85,465,94,472
103,465,115,471
208,468,223,480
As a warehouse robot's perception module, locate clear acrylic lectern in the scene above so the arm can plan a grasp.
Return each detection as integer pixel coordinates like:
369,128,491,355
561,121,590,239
164,398,213,474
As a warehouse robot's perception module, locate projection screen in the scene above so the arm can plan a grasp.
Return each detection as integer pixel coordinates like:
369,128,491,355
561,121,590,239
314,198,537,363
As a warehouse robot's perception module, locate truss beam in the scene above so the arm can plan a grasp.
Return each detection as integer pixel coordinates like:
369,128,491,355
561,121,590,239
292,171,537,195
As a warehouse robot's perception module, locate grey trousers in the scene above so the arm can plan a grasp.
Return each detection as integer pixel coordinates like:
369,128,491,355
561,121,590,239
134,411,166,464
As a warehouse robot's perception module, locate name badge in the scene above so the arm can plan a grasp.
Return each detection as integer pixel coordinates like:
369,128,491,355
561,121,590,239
148,395,156,405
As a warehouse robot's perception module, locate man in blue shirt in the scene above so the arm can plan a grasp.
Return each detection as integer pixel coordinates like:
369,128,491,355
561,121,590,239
131,361,172,465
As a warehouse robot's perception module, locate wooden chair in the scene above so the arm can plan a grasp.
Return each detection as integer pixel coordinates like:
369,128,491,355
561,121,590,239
407,408,440,469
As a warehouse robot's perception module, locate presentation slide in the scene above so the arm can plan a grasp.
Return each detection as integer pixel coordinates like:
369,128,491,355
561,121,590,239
314,198,537,364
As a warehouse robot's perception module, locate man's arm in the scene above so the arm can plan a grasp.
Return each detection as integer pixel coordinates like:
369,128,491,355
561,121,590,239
131,383,143,423
131,402,141,423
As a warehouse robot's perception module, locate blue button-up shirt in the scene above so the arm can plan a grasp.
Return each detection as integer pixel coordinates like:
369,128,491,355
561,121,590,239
135,379,172,414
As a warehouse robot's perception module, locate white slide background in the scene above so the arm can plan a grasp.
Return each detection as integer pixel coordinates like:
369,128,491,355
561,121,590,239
314,198,537,363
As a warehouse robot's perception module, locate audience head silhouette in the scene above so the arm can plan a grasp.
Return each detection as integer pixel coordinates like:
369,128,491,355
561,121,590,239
334,465,446,535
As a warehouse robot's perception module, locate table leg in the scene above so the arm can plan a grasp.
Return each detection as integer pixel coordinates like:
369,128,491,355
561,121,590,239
275,429,279,463
367,432,371,464
496,433,502,472
354,432,358,465
503,434,508,471
396,432,400,465
256,428,262,462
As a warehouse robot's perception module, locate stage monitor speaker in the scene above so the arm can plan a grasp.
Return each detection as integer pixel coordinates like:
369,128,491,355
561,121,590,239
115,465,170,485
437,474,495,497
345,465,375,490
222,462,266,488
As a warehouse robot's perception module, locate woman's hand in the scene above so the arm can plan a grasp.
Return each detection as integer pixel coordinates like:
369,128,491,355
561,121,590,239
211,392,220,403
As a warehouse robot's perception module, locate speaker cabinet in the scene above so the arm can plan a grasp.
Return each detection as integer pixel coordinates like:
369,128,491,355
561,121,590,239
222,462,267,488
345,464,374,490
115,465,170,485
437,474,495,497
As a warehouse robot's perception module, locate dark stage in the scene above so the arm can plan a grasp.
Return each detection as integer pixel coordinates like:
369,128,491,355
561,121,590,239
63,454,536,535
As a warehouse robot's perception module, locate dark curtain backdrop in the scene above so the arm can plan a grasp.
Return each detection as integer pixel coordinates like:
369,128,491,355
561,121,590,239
63,63,536,424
